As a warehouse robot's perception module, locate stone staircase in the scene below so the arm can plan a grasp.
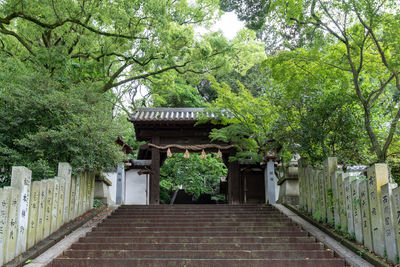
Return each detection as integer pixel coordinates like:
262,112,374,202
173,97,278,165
48,205,346,267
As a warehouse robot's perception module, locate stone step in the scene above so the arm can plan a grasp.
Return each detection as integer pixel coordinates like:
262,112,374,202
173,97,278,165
102,218,293,223
109,213,283,217
85,231,308,237
113,208,279,213
93,226,301,232
48,204,345,267
110,212,283,216
99,221,298,227
117,204,270,208
79,236,317,244
49,258,345,267
70,242,325,251
62,249,334,259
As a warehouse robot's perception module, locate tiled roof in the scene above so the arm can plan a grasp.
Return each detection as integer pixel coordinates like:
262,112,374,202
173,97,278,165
129,108,214,122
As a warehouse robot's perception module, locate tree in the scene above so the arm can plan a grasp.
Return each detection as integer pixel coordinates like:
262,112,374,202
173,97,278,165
204,78,279,163
197,29,268,101
0,54,125,183
0,0,226,95
144,29,266,106
159,153,227,203
224,0,400,162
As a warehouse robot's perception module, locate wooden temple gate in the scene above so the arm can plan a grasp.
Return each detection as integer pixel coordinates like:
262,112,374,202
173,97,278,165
129,107,256,205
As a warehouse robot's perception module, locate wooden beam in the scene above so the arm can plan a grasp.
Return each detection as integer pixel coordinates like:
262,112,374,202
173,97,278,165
228,159,241,204
150,136,160,204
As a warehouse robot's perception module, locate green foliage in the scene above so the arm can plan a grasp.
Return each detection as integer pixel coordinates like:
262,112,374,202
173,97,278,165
93,199,104,208
0,0,224,94
204,77,280,163
265,49,370,164
150,76,206,108
0,55,125,182
0,0,244,186
159,153,227,203
196,30,267,102
312,209,323,222
226,0,400,163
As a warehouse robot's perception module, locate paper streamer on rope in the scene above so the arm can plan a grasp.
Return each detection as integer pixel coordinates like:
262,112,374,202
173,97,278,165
167,148,172,158
217,149,222,159
148,143,235,151
184,149,190,159
201,149,206,159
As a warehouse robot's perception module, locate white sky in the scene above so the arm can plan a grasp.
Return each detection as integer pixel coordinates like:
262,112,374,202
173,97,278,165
209,12,244,40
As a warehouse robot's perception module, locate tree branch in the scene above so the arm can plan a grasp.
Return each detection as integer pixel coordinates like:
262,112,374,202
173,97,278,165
104,61,193,92
0,24,35,55
0,12,147,40
367,74,395,105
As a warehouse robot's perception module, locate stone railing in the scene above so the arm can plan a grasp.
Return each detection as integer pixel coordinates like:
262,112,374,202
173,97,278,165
298,157,400,263
0,163,95,266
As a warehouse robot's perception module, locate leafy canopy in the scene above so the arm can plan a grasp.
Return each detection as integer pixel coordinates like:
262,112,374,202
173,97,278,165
223,0,400,163
160,153,227,203
0,54,124,182
0,0,225,94
205,77,279,163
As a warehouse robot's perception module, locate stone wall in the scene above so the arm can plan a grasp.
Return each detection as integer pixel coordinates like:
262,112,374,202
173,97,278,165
299,157,400,264
0,163,95,266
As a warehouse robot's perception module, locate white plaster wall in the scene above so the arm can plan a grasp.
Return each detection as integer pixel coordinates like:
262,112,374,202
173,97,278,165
124,170,148,205
104,172,117,203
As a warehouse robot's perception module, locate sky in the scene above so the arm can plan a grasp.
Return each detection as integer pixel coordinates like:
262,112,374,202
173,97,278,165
209,12,245,40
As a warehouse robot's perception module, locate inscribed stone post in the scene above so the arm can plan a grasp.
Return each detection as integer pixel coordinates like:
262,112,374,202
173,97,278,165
58,163,72,224
51,178,60,233
116,163,125,205
81,172,87,212
323,157,337,225
360,179,373,251
298,160,305,210
73,175,80,218
308,170,315,214
35,180,47,244
82,172,88,213
79,172,86,216
367,164,388,257
11,166,32,256
313,169,320,216
352,179,363,244
90,172,95,209
86,172,92,211
331,171,341,229
390,186,400,261
299,165,304,209
0,187,11,266
381,183,397,263
43,179,54,238
337,172,348,232
56,177,65,229
6,187,20,263
318,170,327,222
344,176,356,235
306,166,312,214
69,176,76,219
27,181,40,249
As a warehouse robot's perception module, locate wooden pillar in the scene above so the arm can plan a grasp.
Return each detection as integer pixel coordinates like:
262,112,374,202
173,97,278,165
228,158,240,205
150,136,160,204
